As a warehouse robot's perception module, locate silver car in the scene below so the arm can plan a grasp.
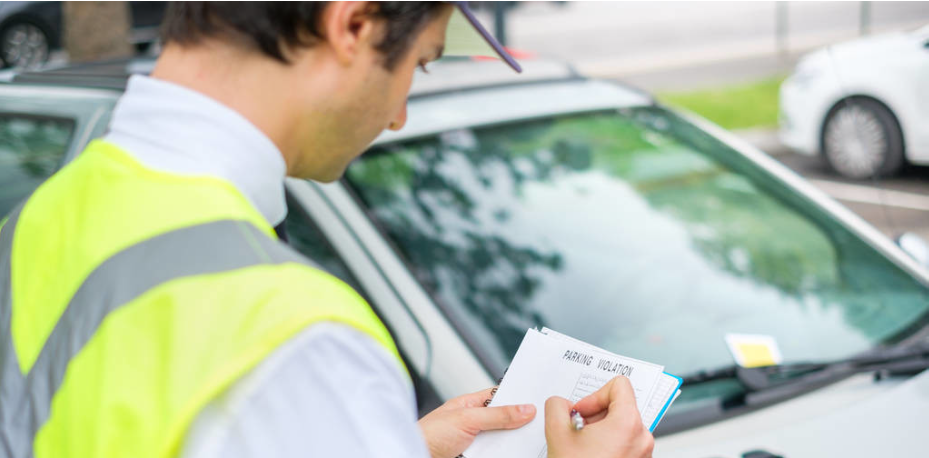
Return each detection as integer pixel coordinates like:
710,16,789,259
2,58,929,457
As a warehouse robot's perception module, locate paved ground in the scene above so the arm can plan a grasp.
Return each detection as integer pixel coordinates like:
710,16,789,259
617,53,798,93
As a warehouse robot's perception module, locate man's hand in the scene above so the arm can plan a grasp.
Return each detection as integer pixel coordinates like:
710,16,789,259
545,376,654,458
419,387,536,458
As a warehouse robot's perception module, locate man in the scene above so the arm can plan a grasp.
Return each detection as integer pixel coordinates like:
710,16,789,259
0,2,654,457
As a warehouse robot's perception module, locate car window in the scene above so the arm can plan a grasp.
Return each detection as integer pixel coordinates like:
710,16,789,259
0,114,75,217
344,107,929,409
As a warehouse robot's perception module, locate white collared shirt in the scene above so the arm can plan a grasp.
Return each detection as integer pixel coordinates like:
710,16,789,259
104,75,430,458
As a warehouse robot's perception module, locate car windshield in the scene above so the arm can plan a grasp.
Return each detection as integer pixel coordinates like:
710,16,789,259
343,106,929,410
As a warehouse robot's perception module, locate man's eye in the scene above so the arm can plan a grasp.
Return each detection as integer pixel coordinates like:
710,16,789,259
418,62,430,74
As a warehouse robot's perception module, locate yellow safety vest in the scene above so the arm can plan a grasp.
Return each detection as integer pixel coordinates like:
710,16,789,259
0,140,403,458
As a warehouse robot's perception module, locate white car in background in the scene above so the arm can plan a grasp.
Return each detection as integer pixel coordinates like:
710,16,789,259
779,25,929,179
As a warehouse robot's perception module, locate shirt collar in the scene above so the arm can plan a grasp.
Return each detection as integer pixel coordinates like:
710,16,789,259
104,75,288,226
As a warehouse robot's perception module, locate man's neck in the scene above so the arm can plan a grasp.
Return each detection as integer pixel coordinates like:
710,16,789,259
151,43,300,173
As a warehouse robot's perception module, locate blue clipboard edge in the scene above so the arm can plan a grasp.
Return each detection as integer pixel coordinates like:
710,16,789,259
648,372,683,432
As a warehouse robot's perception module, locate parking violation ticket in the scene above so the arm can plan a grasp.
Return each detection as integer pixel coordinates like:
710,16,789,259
463,328,682,458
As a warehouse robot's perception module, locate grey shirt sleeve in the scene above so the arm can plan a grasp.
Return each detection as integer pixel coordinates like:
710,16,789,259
179,322,431,458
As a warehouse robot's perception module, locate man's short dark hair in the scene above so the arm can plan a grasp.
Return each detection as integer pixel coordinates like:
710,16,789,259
161,2,448,70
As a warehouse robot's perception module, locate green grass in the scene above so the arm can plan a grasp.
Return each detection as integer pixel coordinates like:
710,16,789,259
657,76,787,131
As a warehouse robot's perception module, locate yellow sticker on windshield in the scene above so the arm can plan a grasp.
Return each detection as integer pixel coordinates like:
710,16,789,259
724,334,783,368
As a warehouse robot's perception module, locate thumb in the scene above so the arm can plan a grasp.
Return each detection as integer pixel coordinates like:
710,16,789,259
461,403,536,433
544,396,573,444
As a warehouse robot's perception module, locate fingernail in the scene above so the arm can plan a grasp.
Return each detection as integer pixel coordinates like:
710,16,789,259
518,404,536,415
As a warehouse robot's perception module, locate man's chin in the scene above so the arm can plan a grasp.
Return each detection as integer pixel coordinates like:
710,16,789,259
288,146,367,183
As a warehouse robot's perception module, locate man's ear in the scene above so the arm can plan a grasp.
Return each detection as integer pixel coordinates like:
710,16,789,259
321,1,381,67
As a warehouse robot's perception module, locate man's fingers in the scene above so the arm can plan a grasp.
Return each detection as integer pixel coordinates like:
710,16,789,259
573,376,638,419
601,376,640,424
571,377,614,416
544,396,574,444
460,403,536,433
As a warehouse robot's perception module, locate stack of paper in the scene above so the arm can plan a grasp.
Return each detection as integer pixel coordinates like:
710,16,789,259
463,328,681,458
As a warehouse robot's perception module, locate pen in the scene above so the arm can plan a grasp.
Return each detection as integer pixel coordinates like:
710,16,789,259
570,409,585,431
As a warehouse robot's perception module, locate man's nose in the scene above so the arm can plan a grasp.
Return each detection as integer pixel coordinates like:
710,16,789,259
388,103,407,131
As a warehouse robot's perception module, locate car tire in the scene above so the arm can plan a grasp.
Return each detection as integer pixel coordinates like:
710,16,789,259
821,98,904,179
0,20,51,69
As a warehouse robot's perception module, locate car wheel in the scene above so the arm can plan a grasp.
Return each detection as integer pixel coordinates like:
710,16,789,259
821,98,904,179
0,21,50,69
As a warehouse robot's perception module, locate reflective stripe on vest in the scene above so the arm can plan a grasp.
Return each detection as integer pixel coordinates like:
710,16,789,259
0,141,403,457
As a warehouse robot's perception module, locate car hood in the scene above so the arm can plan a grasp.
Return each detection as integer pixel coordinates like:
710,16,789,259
658,369,929,457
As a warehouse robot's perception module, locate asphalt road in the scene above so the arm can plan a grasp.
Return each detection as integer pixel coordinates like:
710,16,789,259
618,53,799,93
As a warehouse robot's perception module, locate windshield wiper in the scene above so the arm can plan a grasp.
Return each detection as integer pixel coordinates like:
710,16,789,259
681,342,929,392
656,343,929,434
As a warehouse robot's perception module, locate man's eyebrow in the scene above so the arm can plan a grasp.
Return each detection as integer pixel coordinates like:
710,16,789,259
433,45,445,61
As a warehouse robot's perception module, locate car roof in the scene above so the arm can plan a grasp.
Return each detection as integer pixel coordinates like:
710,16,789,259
408,58,584,98
5,58,155,90
3,56,651,102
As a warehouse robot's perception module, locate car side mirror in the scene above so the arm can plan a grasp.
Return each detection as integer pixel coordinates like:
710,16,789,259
897,232,929,268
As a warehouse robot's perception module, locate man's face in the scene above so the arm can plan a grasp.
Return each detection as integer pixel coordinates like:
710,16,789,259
290,6,453,182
